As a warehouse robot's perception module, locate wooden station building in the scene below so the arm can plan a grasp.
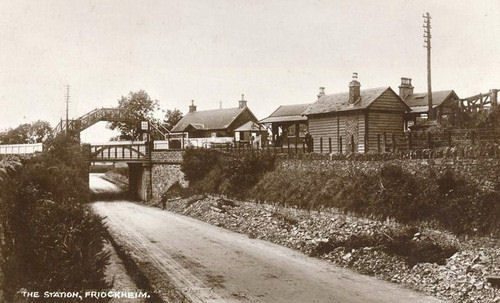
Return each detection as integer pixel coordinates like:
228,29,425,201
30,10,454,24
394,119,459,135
303,73,410,154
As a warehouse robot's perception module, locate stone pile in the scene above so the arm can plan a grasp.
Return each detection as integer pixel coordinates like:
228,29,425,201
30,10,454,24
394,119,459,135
165,196,500,303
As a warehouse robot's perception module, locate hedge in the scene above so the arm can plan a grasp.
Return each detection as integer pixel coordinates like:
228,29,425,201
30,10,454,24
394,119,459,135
0,135,110,302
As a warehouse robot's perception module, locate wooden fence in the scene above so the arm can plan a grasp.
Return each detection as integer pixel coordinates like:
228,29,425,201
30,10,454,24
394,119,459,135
168,129,500,156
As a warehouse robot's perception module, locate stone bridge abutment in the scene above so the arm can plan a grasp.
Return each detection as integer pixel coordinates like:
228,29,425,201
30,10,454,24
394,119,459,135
127,150,186,201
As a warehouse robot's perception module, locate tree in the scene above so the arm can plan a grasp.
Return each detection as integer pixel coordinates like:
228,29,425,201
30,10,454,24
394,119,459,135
163,108,183,131
0,121,52,144
107,90,159,140
28,120,52,143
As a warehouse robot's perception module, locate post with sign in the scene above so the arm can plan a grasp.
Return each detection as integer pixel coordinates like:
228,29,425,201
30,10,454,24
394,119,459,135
141,120,153,201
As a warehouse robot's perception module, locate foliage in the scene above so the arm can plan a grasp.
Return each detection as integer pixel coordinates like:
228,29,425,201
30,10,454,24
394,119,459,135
181,148,221,183
180,149,275,198
0,134,110,302
108,90,159,140
462,106,500,129
0,120,52,144
219,153,276,197
163,108,183,131
251,162,500,236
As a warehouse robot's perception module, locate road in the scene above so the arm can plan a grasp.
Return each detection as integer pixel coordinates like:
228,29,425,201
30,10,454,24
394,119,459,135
89,173,122,194
90,175,442,303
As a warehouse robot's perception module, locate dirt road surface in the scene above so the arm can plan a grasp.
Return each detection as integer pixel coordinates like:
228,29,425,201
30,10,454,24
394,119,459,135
92,200,443,303
89,173,122,194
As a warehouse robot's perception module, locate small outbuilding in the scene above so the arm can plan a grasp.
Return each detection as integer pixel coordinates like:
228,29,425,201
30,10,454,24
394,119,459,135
303,73,410,154
234,121,268,148
259,103,311,147
397,77,460,128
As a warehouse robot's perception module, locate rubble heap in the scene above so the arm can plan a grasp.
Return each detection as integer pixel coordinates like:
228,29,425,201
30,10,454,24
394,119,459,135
165,196,500,303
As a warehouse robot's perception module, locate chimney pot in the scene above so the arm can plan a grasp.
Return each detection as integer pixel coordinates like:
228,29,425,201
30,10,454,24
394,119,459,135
399,77,414,100
349,72,361,104
189,100,197,113
317,87,325,99
239,93,247,109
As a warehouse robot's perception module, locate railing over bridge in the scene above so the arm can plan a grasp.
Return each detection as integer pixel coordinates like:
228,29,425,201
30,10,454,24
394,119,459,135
459,89,499,112
54,107,171,139
54,108,126,135
89,142,149,162
0,143,43,155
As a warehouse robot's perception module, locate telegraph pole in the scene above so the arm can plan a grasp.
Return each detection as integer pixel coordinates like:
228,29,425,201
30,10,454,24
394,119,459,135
423,12,434,120
65,85,70,134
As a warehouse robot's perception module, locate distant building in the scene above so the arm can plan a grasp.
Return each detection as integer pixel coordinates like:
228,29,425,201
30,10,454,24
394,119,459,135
303,73,410,153
233,121,268,147
170,95,258,147
398,77,460,128
259,102,311,147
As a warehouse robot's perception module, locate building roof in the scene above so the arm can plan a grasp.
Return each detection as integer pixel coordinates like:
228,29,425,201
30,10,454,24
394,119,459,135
171,107,253,132
303,87,405,116
259,103,310,124
403,90,458,110
234,121,266,132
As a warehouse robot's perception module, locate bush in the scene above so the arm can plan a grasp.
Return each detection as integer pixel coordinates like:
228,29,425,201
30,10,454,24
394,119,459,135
181,148,220,182
0,134,110,302
251,162,500,236
181,149,276,198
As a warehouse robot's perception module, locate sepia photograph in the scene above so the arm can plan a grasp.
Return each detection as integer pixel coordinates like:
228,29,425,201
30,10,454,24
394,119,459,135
0,0,499,302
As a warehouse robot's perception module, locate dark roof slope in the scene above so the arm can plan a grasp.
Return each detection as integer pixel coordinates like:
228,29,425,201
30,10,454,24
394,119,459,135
404,90,458,108
234,121,266,132
260,103,310,123
303,87,397,115
171,107,251,132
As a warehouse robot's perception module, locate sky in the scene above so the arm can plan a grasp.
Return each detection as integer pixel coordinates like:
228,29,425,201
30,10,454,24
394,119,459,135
1,0,499,143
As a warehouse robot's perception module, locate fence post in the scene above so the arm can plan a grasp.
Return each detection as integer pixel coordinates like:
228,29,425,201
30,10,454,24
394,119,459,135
302,139,305,153
377,134,381,153
391,133,396,152
295,136,298,154
328,137,332,153
447,131,452,147
320,137,323,154
408,132,412,150
471,131,476,145
339,136,343,154
427,132,432,148
351,134,355,153
364,133,368,154
383,132,387,152
287,136,290,154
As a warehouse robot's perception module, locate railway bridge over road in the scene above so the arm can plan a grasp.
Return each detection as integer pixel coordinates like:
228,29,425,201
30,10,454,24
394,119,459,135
86,141,186,201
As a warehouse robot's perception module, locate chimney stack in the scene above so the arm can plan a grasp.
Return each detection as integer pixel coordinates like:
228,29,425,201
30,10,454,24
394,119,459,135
317,87,325,100
399,77,414,100
349,72,360,104
189,100,197,113
239,94,247,109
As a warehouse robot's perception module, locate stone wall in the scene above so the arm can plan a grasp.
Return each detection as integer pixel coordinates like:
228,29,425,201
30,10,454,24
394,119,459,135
279,158,500,190
150,150,187,200
151,150,184,163
151,164,187,200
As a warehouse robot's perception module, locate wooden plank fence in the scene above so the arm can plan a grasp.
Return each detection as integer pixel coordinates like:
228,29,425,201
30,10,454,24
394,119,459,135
161,129,500,156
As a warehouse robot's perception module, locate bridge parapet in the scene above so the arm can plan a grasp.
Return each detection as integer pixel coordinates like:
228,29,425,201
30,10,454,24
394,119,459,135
90,143,148,162
151,150,184,164
0,143,43,155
